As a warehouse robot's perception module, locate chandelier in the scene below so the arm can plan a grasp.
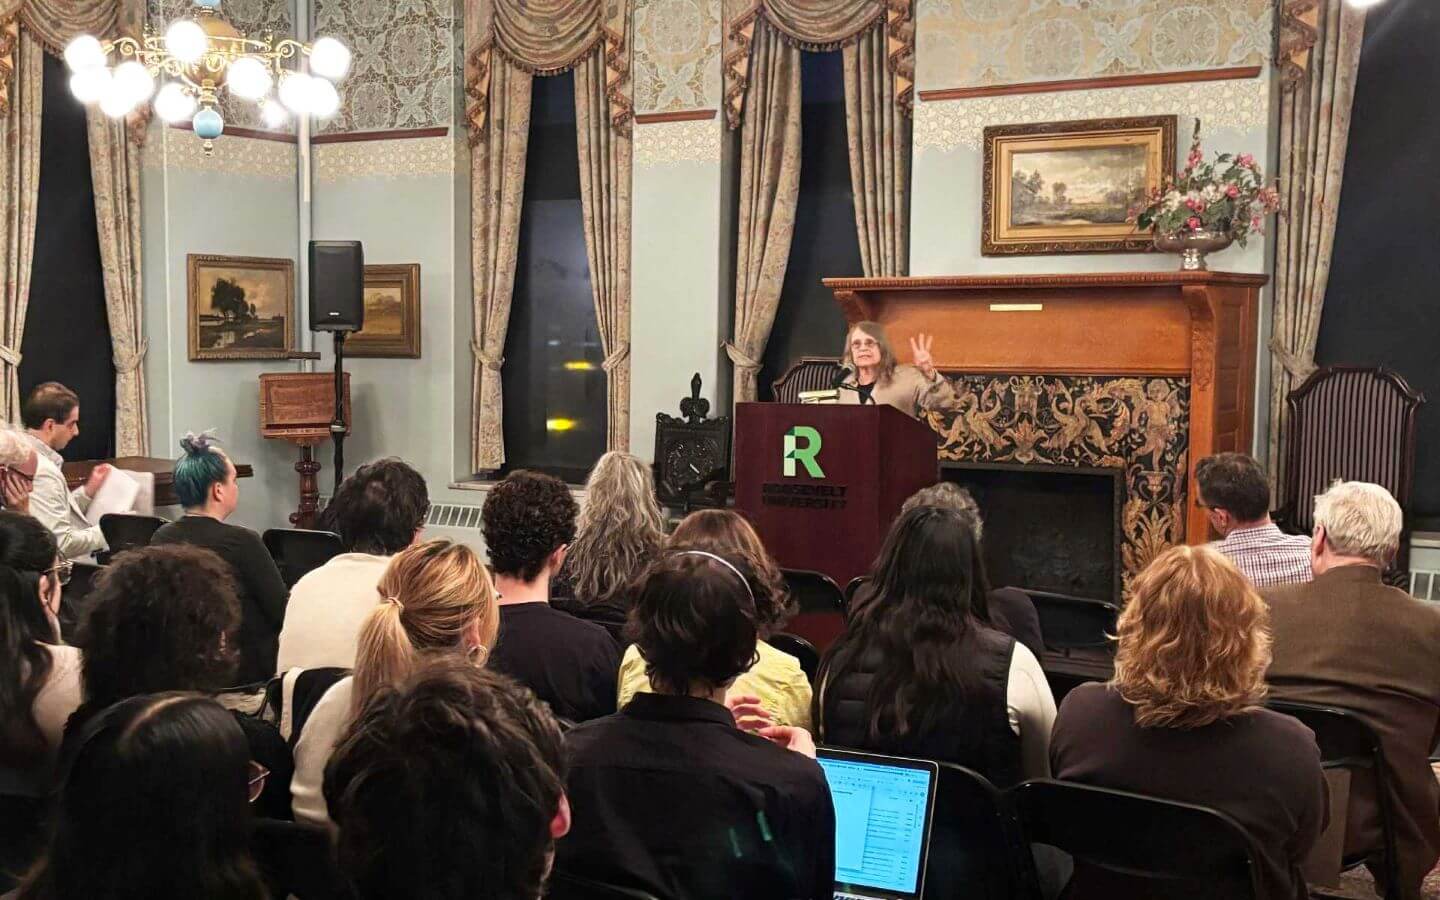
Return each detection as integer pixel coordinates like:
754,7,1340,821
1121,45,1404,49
62,0,351,155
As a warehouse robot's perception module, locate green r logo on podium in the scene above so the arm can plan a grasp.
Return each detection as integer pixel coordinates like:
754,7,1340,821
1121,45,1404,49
783,426,824,478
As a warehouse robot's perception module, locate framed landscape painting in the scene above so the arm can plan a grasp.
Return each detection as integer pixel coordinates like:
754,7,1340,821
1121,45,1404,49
982,116,1177,256
348,264,421,359
187,254,295,361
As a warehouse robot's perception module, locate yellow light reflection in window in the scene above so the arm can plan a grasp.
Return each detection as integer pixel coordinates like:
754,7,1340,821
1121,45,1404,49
562,360,596,371
546,418,579,432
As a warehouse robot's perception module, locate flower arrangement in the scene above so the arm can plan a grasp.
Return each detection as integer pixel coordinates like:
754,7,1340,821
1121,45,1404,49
1135,122,1281,248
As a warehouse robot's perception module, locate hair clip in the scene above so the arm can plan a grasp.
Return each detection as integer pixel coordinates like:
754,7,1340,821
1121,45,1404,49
384,595,405,612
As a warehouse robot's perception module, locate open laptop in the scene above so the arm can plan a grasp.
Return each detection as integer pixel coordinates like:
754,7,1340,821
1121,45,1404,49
816,748,940,900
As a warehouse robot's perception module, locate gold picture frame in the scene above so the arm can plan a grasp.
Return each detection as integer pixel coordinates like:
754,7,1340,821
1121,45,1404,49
187,254,296,361
982,116,1177,256
347,264,421,359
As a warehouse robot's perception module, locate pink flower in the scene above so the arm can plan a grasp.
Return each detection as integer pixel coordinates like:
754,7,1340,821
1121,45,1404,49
1251,216,1262,230
1185,197,1206,212
1225,184,1240,198
1237,153,1255,168
1187,217,1203,230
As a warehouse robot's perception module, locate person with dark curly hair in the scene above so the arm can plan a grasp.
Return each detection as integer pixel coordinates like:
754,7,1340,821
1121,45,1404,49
325,659,569,900
151,432,288,684
276,458,429,672
482,470,619,724
558,552,834,900
617,509,811,729
66,544,293,818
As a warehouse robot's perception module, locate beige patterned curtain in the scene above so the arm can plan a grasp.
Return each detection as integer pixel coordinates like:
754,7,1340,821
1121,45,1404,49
843,21,908,277
87,110,147,455
0,30,39,422
1266,0,1367,488
725,20,800,404
574,42,631,453
468,59,532,472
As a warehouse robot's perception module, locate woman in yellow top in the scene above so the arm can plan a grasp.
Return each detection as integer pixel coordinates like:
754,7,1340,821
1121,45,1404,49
617,509,813,730
838,321,961,418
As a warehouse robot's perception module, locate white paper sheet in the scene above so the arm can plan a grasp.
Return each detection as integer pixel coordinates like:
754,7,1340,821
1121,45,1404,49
85,467,141,525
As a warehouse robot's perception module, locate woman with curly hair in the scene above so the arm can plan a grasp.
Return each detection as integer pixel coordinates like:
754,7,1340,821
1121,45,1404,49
618,509,810,729
1051,545,1328,900
66,544,293,818
551,451,667,641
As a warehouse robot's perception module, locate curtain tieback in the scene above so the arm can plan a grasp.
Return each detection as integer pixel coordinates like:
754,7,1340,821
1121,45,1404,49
724,341,763,372
0,344,21,368
601,343,629,373
1268,337,1317,382
471,340,504,371
113,339,147,374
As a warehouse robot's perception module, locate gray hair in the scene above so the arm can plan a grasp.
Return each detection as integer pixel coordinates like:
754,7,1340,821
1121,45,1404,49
901,481,984,540
1313,480,1402,565
0,429,30,468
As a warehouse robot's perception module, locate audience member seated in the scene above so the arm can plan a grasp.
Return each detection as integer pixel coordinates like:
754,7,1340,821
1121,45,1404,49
1052,545,1327,900
482,471,620,723
67,545,293,819
290,540,498,827
0,430,39,515
0,512,80,800
551,451,667,642
618,509,811,729
150,433,288,685
1196,452,1311,588
275,458,429,673
13,693,271,900
816,505,1054,786
17,383,108,560
558,551,834,900
325,659,569,900
899,482,1044,658
1264,480,1440,899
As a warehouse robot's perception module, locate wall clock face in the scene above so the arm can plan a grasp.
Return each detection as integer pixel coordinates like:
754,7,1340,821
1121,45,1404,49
663,436,722,496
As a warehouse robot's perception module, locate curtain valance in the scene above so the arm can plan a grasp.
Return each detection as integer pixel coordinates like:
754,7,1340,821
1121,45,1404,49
0,0,142,116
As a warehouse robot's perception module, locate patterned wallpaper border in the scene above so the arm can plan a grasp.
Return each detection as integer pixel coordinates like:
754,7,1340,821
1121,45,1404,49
913,71,1271,153
634,117,720,168
313,136,456,183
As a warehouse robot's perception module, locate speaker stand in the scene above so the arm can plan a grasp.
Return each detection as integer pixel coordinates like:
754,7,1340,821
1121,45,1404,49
331,331,348,495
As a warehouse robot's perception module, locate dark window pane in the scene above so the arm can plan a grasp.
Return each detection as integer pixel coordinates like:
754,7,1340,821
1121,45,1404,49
20,53,115,461
499,71,606,484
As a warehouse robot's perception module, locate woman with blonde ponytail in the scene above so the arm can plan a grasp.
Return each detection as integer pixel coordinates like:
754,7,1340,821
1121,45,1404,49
290,539,498,827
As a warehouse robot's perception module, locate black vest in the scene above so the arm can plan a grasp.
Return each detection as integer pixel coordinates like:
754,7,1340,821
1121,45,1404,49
817,625,1021,788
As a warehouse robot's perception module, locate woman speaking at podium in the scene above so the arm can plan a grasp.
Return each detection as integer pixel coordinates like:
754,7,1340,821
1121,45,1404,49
837,321,960,418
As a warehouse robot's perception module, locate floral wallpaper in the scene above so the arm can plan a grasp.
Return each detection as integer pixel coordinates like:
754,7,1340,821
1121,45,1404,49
634,116,720,167
917,0,1274,91
313,0,453,134
634,0,722,114
313,134,454,182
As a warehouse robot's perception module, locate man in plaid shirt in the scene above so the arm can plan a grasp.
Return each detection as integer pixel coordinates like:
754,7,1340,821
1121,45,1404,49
1196,452,1313,588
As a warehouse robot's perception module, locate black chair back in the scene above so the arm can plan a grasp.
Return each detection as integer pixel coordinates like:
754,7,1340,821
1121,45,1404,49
57,560,103,642
1025,590,1118,651
549,871,661,899
770,356,841,404
844,575,868,610
1012,779,1262,899
97,513,165,560
780,568,846,651
927,762,1042,900
1267,700,1400,898
251,818,344,900
263,528,344,588
767,632,819,685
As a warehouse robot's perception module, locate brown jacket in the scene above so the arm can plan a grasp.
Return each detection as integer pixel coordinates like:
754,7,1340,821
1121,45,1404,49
1264,565,1440,899
838,364,960,418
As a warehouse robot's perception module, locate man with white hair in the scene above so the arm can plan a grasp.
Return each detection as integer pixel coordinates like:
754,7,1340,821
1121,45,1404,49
1264,480,1440,899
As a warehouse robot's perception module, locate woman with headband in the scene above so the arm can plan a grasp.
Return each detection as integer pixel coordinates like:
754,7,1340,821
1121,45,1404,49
289,539,498,827
557,551,835,900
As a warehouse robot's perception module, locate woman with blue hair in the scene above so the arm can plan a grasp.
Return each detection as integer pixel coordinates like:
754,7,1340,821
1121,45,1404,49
150,433,288,684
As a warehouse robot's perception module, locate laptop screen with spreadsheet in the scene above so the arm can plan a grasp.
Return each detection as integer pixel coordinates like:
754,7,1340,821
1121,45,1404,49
817,750,938,897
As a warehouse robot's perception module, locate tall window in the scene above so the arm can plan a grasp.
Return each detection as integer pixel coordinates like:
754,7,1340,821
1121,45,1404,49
20,53,114,460
758,50,863,399
501,72,607,483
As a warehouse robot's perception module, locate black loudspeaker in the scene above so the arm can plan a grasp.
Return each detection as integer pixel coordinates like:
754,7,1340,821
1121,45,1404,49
309,240,364,332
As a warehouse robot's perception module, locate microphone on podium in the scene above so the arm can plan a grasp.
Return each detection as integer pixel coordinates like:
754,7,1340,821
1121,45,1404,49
832,363,855,389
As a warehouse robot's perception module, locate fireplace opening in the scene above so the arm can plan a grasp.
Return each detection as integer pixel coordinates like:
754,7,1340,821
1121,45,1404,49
941,462,1124,604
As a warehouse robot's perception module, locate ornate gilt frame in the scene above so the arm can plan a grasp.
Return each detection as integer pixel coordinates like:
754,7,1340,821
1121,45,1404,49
187,254,296,361
348,264,422,359
981,115,1177,256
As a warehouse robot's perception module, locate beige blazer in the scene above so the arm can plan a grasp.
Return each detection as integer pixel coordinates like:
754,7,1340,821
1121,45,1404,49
838,364,961,418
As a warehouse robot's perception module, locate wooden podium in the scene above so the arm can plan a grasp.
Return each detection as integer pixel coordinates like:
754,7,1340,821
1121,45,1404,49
734,403,939,587
259,373,351,528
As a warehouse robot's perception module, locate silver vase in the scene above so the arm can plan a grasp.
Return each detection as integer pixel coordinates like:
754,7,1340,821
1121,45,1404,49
1152,229,1235,271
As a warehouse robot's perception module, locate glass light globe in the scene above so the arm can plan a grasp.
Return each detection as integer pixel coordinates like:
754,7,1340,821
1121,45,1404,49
308,37,351,81
99,80,137,118
165,19,207,64
63,35,105,72
306,77,339,118
69,66,112,104
112,61,155,105
226,56,272,100
192,107,225,140
277,71,313,113
260,98,290,129
154,82,197,123
194,0,222,8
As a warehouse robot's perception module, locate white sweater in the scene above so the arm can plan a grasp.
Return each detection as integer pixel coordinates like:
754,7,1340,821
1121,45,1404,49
275,553,392,674
290,676,355,828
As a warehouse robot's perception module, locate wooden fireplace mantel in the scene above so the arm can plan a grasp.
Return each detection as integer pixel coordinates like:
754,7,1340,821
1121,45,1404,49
823,271,1267,545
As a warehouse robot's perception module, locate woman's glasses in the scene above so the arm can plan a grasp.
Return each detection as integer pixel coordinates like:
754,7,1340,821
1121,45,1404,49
47,559,73,586
247,760,270,804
